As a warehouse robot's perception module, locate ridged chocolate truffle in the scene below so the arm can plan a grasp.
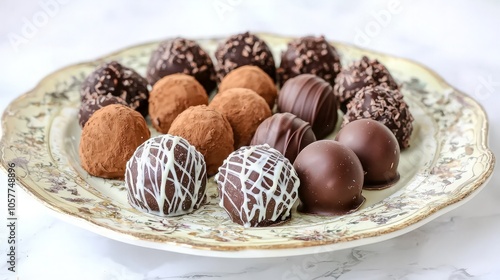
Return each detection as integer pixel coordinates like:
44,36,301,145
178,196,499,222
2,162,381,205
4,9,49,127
250,113,316,163
218,65,278,108
79,95,128,127
126,135,207,216
79,104,150,179
215,32,276,82
146,38,217,93
215,144,300,227
209,88,271,149
336,119,400,189
343,85,414,149
149,74,208,133
278,74,338,139
81,61,149,117
278,36,341,87
334,56,399,112
168,105,233,176
294,140,365,215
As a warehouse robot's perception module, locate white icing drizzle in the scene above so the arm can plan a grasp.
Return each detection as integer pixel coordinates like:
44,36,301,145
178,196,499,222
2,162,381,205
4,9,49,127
125,134,207,217
215,144,300,228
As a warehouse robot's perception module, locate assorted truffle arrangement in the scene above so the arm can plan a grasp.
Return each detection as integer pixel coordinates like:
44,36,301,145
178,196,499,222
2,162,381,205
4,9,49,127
77,32,414,228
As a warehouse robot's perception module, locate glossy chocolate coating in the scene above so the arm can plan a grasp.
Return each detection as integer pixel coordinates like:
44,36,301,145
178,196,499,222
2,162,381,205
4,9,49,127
277,74,338,139
79,95,128,127
250,113,316,163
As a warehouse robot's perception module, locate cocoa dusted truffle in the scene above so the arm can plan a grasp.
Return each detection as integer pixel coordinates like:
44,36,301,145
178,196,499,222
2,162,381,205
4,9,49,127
294,140,365,215
79,104,150,179
81,61,149,117
334,56,399,112
79,95,128,127
250,113,316,163
278,74,338,139
126,135,207,216
215,32,276,82
343,85,413,149
209,88,271,149
146,38,217,93
215,144,300,227
336,119,400,189
168,105,233,176
278,36,341,87
149,74,208,133
218,66,278,108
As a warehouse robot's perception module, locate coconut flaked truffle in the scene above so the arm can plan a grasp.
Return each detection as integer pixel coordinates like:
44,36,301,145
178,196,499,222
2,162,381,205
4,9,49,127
215,32,276,82
278,36,341,87
81,61,149,116
334,56,399,112
79,95,128,127
79,104,150,179
126,135,207,217
168,105,233,176
149,74,208,133
215,144,300,227
343,85,414,149
218,65,278,108
146,38,217,93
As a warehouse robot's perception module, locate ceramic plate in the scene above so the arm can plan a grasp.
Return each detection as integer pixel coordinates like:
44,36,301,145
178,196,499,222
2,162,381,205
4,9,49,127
0,34,495,258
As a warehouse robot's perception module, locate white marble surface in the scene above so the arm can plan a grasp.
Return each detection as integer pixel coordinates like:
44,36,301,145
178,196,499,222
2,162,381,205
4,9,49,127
0,0,499,279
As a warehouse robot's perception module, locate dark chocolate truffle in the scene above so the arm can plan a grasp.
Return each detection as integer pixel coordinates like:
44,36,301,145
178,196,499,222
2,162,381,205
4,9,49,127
343,85,414,149
293,140,365,215
215,32,276,82
79,95,128,127
334,56,399,112
209,88,271,149
215,144,300,227
278,36,341,87
250,113,316,163
336,119,400,189
126,134,207,216
146,38,217,93
80,61,149,117
278,74,338,139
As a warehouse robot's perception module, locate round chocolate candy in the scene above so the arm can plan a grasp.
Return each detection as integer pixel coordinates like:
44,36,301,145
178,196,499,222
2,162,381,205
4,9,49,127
79,95,128,127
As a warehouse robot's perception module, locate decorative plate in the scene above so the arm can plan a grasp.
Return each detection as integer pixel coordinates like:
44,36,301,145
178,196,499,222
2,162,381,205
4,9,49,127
0,34,495,258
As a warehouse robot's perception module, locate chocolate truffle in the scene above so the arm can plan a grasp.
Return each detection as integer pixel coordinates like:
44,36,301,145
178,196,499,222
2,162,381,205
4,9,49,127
81,61,149,116
343,85,414,149
215,144,300,227
215,32,276,82
278,74,338,139
79,104,150,179
168,105,233,176
146,38,217,93
209,88,271,149
334,56,399,112
278,36,341,87
293,140,365,215
149,74,208,133
79,95,128,127
336,119,400,189
126,134,207,216
250,113,316,163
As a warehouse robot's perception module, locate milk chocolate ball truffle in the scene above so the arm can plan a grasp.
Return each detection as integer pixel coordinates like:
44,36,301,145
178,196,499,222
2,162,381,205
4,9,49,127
215,144,300,227
293,140,365,215
149,74,208,133
81,61,149,116
278,36,341,87
168,105,233,176
79,95,128,127
251,113,316,163
218,66,278,108
343,85,414,149
215,32,276,82
336,119,400,189
334,56,399,112
79,104,150,179
147,38,217,93
209,88,271,149
278,74,338,139
126,135,207,216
